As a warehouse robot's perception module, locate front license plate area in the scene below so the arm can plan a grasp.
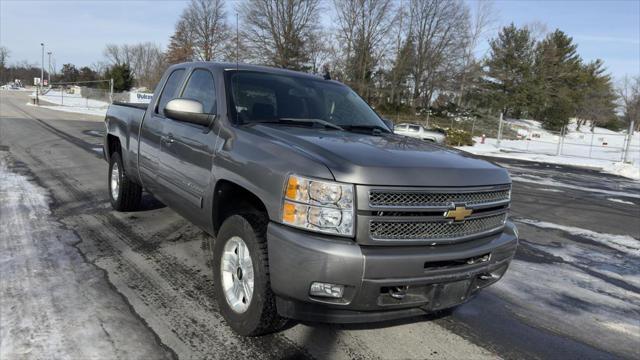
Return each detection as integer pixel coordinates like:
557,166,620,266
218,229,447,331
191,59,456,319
432,280,471,310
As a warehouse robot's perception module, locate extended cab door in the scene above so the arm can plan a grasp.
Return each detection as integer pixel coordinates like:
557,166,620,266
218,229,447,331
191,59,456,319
138,68,186,196
159,68,219,220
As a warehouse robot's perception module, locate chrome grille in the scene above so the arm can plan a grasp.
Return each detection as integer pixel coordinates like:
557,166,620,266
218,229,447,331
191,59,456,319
369,188,510,208
369,214,507,241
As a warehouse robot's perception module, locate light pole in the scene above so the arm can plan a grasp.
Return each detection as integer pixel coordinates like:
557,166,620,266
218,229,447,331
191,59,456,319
47,51,52,85
40,43,44,93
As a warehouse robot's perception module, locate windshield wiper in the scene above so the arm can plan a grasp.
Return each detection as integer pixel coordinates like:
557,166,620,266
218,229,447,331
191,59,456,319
273,118,344,131
341,124,391,134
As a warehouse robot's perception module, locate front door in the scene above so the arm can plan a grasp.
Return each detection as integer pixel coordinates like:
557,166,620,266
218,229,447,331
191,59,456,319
138,68,186,196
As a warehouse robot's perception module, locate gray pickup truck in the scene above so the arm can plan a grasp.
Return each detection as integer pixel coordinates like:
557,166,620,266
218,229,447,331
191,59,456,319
104,62,518,336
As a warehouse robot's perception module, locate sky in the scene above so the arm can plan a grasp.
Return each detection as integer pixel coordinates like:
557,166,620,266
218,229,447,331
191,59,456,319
1,0,638,81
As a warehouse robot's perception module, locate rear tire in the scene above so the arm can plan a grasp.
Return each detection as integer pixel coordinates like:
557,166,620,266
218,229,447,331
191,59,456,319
213,214,287,336
108,151,142,211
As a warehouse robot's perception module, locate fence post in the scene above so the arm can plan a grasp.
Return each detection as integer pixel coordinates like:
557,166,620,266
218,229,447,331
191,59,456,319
61,87,63,106
555,125,564,156
623,120,635,163
588,131,595,158
496,112,504,148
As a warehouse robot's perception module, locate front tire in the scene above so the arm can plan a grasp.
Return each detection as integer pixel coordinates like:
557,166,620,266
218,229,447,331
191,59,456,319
108,151,142,211
213,214,286,336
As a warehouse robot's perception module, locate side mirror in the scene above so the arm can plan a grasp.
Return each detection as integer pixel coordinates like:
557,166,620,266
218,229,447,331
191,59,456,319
382,118,394,132
164,98,214,127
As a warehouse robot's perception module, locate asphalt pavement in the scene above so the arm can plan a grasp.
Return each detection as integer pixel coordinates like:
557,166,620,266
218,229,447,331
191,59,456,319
1,90,638,359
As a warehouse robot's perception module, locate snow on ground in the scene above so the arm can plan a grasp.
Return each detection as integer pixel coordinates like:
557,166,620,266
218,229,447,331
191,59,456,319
26,101,107,117
510,173,640,199
607,198,636,205
494,258,640,352
492,217,640,357
516,218,639,254
28,89,108,117
0,152,171,359
457,119,640,180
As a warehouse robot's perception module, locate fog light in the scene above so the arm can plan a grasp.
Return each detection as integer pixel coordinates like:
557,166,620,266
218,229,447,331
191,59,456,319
310,282,344,298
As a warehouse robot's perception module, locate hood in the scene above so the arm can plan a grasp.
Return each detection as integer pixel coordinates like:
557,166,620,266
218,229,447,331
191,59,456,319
251,124,511,187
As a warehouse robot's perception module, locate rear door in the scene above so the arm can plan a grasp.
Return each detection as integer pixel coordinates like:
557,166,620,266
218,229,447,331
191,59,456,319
160,67,219,219
138,68,186,195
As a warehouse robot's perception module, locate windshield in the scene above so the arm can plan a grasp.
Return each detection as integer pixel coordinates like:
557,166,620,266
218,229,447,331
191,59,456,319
226,71,387,130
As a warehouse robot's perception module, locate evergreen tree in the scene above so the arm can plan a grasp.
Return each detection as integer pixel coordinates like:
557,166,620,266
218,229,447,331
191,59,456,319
60,63,80,83
533,30,583,131
104,63,134,92
483,24,536,118
575,59,617,130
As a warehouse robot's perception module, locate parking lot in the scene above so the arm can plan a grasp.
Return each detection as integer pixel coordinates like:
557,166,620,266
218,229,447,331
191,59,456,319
1,90,639,359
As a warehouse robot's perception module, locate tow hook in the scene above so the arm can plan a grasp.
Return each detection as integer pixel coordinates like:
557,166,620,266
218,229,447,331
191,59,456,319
388,286,408,300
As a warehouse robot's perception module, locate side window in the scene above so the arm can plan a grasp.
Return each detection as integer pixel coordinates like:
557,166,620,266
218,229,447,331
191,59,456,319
396,124,407,131
156,69,185,116
181,69,216,113
408,125,420,133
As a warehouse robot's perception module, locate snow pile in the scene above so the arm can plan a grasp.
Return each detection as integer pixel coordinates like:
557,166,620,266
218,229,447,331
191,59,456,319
458,119,640,180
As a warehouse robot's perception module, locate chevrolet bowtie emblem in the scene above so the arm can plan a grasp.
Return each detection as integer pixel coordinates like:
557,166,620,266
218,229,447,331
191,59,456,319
444,206,473,221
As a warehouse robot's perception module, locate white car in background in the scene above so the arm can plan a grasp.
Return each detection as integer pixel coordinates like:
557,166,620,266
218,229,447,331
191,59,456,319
394,123,446,144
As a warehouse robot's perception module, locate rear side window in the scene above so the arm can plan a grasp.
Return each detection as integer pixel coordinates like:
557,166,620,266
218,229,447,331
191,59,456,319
156,69,185,116
408,125,420,132
181,69,216,113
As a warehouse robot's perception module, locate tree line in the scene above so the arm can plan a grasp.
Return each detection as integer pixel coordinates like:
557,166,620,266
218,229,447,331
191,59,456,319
1,0,638,132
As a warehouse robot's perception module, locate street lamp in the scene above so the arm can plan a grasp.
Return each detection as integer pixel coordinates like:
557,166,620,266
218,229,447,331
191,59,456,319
40,43,44,93
47,51,52,85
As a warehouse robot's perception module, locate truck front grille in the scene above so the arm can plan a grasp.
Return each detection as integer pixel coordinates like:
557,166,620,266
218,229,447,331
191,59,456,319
369,213,507,241
359,185,511,244
369,187,510,208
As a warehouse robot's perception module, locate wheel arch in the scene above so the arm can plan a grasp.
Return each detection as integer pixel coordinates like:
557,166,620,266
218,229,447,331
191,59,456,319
212,179,270,236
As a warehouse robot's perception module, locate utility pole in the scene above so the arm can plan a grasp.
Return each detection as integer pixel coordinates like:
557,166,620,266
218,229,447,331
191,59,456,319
40,43,44,94
47,51,52,85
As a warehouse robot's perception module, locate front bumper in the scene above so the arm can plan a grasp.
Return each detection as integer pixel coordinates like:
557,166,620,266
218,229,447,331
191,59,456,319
267,221,518,323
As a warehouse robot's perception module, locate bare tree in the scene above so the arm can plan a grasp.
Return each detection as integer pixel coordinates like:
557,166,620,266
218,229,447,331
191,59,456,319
408,0,470,109
458,0,496,106
103,44,132,66
103,43,166,89
239,0,321,70
618,75,640,131
333,0,396,97
183,0,230,61
166,18,195,64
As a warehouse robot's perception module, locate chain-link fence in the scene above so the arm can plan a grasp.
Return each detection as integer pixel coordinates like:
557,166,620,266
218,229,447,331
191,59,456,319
492,119,639,163
384,111,639,164
37,80,113,110
34,80,155,112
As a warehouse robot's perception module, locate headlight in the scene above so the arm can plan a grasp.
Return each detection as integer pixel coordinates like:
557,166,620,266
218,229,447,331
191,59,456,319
282,175,354,236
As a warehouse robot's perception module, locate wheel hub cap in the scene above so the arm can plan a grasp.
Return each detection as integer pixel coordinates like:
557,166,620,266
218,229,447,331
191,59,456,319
110,162,119,200
221,236,254,313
